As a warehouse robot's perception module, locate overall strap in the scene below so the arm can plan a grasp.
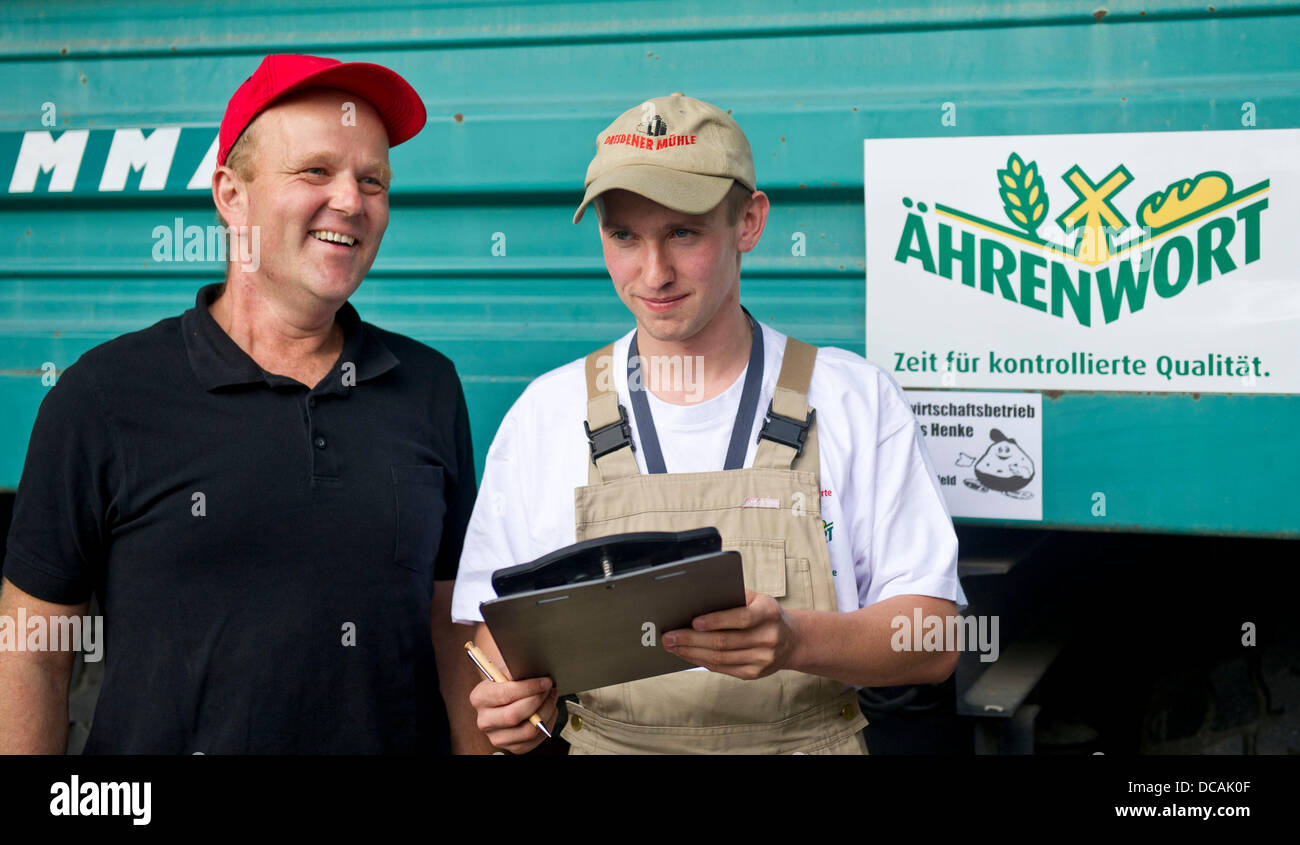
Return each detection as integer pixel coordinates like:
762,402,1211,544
752,337,819,471
584,344,640,484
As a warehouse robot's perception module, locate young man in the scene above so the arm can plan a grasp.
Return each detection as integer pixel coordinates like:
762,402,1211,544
0,55,488,754
451,93,966,754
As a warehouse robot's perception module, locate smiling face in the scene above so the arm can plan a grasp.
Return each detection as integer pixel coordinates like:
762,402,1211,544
597,187,766,345
218,88,392,312
974,432,1035,488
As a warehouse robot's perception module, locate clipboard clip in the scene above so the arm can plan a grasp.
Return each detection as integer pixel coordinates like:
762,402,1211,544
491,528,722,597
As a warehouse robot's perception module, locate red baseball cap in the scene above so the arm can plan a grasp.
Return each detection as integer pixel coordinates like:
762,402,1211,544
218,54,427,166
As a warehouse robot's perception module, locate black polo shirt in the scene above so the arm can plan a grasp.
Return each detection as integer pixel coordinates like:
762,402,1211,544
3,283,476,754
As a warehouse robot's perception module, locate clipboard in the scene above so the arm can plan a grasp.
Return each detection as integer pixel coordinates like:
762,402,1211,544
480,530,746,695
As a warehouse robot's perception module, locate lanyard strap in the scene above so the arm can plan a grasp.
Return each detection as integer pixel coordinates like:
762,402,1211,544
626,312,765,474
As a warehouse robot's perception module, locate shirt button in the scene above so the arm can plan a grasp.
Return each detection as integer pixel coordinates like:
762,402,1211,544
307,397,316,408
841,704,856,721
314,436,327,450
569,715,582,732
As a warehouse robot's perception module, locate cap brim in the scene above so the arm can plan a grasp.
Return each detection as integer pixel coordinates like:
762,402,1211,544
281,62,428,148
573,165,734,224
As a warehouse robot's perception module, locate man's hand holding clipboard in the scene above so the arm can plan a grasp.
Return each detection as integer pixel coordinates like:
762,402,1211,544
465,529,752,754
660,589,798,681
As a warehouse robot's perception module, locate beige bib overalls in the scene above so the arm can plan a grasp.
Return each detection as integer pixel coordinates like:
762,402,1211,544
560,334,869,754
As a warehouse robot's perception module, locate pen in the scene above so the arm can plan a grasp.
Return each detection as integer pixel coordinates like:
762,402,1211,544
464,642,553,739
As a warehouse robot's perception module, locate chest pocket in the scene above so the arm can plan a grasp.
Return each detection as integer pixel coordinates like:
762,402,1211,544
391,464,447,573
726,538,816,612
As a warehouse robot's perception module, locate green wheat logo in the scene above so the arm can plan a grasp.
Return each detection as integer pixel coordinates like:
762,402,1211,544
997,153,1048,239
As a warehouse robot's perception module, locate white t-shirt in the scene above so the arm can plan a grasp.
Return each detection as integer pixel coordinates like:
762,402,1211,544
451,322,966,624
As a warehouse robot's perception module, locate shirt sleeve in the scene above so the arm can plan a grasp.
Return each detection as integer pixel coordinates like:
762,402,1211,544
2,361,120,605
854,374,967,609
433,364,477,582
450,395,539,625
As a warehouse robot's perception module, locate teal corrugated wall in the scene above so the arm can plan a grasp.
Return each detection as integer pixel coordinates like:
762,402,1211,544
1,1,1297,536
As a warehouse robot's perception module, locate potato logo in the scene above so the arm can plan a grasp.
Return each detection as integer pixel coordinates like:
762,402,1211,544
957,429,1036,500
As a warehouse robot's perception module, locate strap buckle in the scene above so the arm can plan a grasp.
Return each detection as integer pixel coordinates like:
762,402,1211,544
757,400,814,458
584,404,636,463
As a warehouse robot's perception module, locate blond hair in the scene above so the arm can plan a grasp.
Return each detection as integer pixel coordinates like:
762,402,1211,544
214,120,261,229
593,180,754,226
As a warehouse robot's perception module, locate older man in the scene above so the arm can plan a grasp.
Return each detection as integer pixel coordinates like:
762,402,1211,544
0,55,488,754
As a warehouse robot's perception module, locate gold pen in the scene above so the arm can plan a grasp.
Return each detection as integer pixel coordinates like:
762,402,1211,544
464,642,553,739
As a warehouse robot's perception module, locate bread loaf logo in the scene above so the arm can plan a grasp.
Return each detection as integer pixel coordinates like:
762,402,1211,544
893,153,1270,326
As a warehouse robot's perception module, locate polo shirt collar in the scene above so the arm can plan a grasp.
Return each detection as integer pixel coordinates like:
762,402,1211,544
181,283,399,392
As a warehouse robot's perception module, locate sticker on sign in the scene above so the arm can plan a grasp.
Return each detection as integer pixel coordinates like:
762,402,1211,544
907,390,1042,522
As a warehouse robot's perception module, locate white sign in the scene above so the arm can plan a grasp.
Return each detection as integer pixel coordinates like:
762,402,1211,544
908,390,1042,522
866,129,1300,393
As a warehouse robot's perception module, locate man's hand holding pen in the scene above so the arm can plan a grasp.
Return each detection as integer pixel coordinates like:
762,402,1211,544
469,676,559,755
465,633,559,754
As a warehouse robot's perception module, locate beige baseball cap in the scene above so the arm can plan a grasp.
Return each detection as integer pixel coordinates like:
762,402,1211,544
572,92,756,224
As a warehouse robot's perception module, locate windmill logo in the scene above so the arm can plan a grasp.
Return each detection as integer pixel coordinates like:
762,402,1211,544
1054,163,1132,264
